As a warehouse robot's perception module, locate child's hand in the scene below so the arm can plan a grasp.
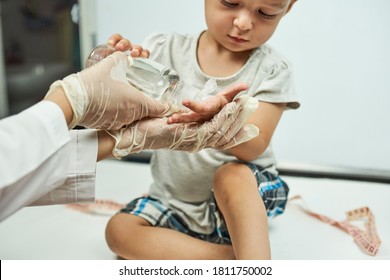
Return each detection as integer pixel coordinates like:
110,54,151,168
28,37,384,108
107,95,259,157
167,82,248,124
107,33,150,58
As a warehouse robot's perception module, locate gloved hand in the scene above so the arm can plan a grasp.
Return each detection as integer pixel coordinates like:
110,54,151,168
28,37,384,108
107,95,259,158
46,51,178,129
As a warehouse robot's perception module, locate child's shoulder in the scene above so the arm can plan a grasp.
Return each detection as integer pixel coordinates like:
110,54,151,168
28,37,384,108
252,44,293,71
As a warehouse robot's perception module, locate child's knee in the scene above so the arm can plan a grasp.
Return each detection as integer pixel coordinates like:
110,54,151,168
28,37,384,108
105,213,129,253
214,162,250,184
213,162,253,196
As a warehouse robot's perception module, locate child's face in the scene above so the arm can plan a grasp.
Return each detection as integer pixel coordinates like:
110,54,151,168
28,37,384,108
204,0,295,53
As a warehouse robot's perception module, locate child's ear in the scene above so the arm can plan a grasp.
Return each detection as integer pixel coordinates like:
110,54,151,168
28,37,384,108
285,0,297,15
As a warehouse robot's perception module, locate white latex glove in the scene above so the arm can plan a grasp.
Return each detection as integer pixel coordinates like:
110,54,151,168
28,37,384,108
107,95,259,158
46,51,178,129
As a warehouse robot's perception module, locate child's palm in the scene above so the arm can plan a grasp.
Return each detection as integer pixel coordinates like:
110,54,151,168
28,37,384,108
168,82,248,124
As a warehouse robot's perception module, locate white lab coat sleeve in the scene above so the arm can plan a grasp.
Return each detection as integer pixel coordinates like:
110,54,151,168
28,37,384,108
0,101,98,222
31,129,97,206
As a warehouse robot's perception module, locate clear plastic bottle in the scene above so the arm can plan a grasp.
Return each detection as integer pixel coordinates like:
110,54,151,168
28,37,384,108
86,44,215,108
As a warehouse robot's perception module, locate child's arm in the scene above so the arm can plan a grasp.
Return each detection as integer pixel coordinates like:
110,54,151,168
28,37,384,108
228,101,286,162
107,34,246,124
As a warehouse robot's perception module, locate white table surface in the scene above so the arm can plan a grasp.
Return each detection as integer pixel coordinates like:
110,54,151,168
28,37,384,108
0,159,389,260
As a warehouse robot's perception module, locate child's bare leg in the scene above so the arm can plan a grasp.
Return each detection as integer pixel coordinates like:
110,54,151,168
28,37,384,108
213,162,271,259
105,213,235,260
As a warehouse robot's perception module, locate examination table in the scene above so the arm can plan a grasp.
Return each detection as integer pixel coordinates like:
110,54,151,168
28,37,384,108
0,159,389,260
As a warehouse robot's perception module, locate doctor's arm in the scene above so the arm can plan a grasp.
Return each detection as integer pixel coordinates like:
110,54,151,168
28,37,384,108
0,85,117,222
0,90,257,222
0,52,143,221
0,87,96,222
0,51,258,222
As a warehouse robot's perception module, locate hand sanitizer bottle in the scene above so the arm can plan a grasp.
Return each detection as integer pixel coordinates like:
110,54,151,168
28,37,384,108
86,44,216,108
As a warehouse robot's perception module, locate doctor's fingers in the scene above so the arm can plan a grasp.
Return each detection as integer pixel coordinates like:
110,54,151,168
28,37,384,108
210,96,259,148
214,124,259,150
195,101,243,149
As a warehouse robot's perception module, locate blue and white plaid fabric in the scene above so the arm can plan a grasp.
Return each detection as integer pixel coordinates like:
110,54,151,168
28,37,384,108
246,163,289,218
120,163,289,244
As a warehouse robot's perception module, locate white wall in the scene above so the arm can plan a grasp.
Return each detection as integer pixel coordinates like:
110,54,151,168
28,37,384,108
268,0,390,171
85,0,390,171
93,0,206,45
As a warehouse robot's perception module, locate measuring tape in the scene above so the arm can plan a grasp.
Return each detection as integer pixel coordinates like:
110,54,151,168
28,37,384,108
67,199,125,216
67,197,382,256
289,195,381,256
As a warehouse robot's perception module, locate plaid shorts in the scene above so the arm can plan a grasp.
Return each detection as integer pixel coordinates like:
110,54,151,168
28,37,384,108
120,163,289,244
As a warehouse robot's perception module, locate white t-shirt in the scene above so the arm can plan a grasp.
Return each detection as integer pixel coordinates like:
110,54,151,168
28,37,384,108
143,32,300,234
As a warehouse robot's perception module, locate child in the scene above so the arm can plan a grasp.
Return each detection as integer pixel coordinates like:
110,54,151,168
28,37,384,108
105,0,299,259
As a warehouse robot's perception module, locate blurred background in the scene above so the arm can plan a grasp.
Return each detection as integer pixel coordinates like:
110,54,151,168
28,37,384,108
1,0,389,181
0,0,80,116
